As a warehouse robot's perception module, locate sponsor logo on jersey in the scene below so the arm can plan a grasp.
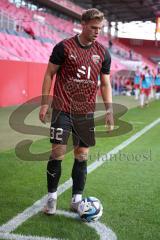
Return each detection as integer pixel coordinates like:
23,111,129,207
77,66,86,78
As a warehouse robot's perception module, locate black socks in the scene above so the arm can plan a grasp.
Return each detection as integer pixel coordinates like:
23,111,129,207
47,158,62,193
71,158,87,195
47,157,87,195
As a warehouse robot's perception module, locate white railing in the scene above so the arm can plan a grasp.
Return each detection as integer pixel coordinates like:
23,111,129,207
0,9,16,30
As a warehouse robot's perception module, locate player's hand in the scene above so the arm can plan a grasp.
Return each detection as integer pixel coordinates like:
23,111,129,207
39,104,49,124
105,110,114,132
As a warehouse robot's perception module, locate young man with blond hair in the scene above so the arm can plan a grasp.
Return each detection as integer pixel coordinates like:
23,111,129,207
39,8,114,214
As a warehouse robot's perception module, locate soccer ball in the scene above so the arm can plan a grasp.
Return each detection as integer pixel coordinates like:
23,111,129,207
78,197,103,222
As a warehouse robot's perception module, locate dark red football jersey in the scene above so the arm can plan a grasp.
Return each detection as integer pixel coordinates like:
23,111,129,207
49,35,111,114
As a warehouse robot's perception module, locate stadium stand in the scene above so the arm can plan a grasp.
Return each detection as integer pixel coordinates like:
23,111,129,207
118,37,160,64
0,0,157,106
0,0,153,66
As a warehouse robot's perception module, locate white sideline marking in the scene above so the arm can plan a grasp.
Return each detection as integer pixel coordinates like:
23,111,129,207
0,118,160,235
0,233,62,240
0,210,117,240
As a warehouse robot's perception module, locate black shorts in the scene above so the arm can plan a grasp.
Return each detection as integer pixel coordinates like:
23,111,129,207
156,86,160,93
50,110,95,147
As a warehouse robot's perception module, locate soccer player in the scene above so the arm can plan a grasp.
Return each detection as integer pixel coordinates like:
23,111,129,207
39,8,114,215
140,66,152,107
134,66,141,100
154,68,160,100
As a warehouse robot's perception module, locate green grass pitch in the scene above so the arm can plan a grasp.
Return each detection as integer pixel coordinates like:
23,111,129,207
0,99,160,240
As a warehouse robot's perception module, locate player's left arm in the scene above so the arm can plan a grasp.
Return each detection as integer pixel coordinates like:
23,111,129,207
100,48,114,131
100,73,114,131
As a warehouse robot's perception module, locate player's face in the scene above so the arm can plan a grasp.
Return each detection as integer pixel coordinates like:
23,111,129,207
82,19,103,42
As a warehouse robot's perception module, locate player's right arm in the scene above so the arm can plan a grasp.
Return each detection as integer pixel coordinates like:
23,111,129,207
39,41,65,123
39,62,59,123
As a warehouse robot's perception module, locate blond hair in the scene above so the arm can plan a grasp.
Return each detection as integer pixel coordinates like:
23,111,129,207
81,8,104,22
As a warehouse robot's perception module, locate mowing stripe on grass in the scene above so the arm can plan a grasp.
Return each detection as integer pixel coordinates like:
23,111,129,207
0,211,117,240
56,210,117,240
0,117,160,235
0,232,64,240
0,210,117,240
